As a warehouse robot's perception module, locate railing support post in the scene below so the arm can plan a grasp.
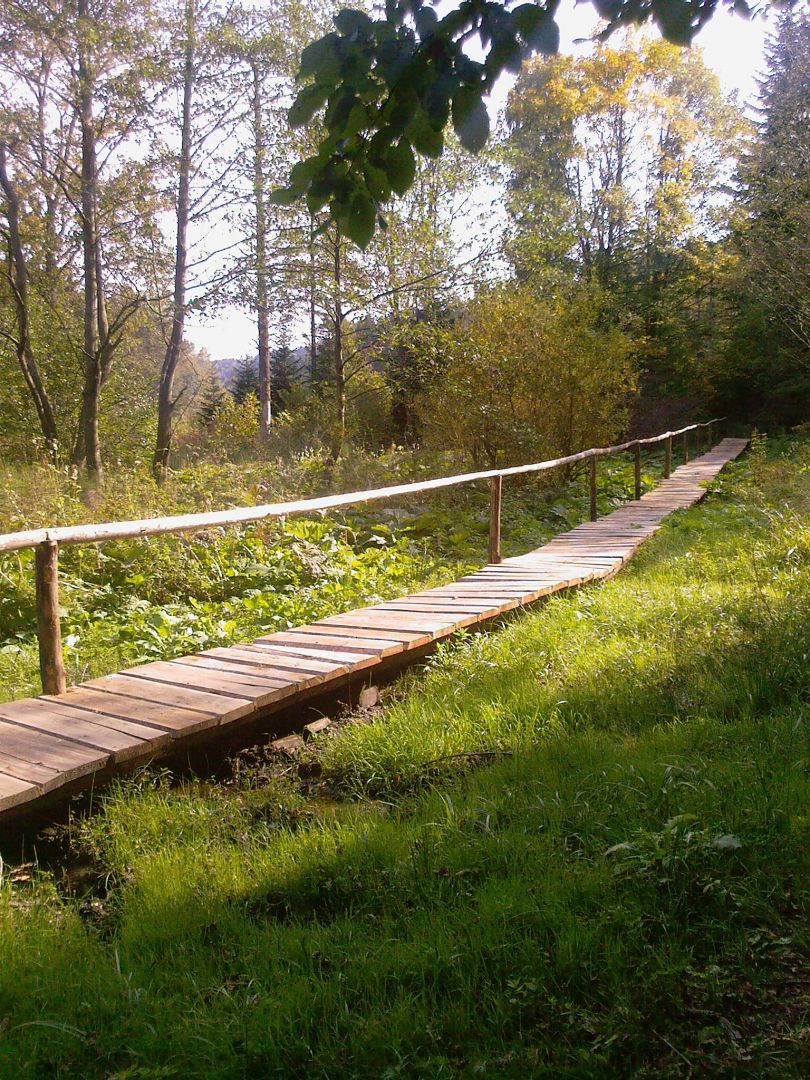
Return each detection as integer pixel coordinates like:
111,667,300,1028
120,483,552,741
489,475,502,564
664,436,672,479
634,442,641,500
683,431,689,465
707,420,713,447
35,540,66,695
696,424,702,455
589,456,597,521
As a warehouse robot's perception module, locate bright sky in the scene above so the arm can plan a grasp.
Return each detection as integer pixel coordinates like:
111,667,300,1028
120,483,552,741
185,1,772,362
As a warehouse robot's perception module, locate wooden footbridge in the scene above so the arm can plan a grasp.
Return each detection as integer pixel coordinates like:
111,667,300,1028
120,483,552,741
0,426,747,820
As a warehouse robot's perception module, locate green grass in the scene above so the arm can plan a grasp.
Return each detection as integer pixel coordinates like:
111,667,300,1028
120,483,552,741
1,435,808,1077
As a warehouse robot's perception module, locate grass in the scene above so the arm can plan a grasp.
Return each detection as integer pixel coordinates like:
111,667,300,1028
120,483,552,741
0,434,809,1076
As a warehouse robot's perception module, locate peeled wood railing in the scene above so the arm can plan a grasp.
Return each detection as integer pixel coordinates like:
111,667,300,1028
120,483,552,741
0,419,723,696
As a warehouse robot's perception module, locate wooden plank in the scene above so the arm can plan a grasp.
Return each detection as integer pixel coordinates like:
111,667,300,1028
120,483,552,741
44,686,217,735
202,645,344,676
293,624,432,648
119,661,288,707
242,639,376,666
174,653,325,689
86,672,254,721
0,750,62,789
321,611,468,635
0,697,168,762
0,771,39,812
0,718,107,784
167,656,294,688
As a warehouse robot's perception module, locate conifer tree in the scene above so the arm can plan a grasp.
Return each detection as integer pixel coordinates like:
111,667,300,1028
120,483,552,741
230,355,260,404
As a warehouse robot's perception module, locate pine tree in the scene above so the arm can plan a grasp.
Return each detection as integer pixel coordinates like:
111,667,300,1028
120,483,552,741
197,373,226,427
230,355,260,404
270,340,298,409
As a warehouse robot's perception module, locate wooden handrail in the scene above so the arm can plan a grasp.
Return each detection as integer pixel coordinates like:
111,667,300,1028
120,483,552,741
0,417,725,696
0,419,723,554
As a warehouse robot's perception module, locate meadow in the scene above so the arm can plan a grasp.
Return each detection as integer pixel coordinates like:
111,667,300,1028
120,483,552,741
0,435,808,1077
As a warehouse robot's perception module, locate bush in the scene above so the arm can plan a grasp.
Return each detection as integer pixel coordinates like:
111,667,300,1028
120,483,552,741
418,282,639,466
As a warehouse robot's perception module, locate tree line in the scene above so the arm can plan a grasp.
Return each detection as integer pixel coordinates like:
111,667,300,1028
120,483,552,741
1,2,808,483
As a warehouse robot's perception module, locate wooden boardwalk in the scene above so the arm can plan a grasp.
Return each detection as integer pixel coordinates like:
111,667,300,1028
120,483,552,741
0,438,748,819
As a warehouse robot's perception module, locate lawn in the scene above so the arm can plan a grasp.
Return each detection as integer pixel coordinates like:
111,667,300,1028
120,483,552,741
0,434,808,1077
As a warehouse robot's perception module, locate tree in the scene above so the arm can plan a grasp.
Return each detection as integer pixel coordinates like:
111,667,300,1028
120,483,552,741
274,0,771,246
230,355,260,403
419,281,637,466
153,0,250,479
0,0,163,479
730,8,810,420
502,35,743,412
0,142,60,457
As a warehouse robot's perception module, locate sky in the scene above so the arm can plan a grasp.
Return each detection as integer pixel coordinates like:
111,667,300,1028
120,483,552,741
185,0,772,363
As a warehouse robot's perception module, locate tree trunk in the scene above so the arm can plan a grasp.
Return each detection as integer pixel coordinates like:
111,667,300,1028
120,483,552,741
153,0,195,482
251,60,271,440
331,226,345,462
75,0,103,482
0,143,60,459
309,212,317,380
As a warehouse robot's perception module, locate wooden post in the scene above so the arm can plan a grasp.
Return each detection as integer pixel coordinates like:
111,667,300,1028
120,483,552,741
707,420,713,447
35,540,66,695
489,475,502,564
589,456,597,522
696,424,702,455
683,431,689,464
634,442,641,500
664,436,672,479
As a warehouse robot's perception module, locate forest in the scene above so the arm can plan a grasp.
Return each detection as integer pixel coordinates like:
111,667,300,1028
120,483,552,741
1,1,808,483
1,1,810,1077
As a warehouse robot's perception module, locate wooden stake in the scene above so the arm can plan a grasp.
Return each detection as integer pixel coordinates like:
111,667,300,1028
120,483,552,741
664,436,672,479
696,424,702,455
707,420,714,446
589,456,597,521
683,431,689,464
489,475,502,564
634,442,641,500
35,540,66,695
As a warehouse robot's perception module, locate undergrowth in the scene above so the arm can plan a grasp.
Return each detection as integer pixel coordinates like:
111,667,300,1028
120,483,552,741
0,436,808,1076
0,447,660,700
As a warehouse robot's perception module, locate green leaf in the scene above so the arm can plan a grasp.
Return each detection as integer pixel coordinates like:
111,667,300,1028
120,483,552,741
520,10,560,55
344,101,369,138
289,156,324,191
487,31,523,77
298,33,343,82
412,121,444,158
334,9,374,38
363,161,391,202
268,187,299,207
324,91,357,135
416,6,438,37
341,191,376,248
288,84,330,128
451,86,490,153
384,139,416,195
